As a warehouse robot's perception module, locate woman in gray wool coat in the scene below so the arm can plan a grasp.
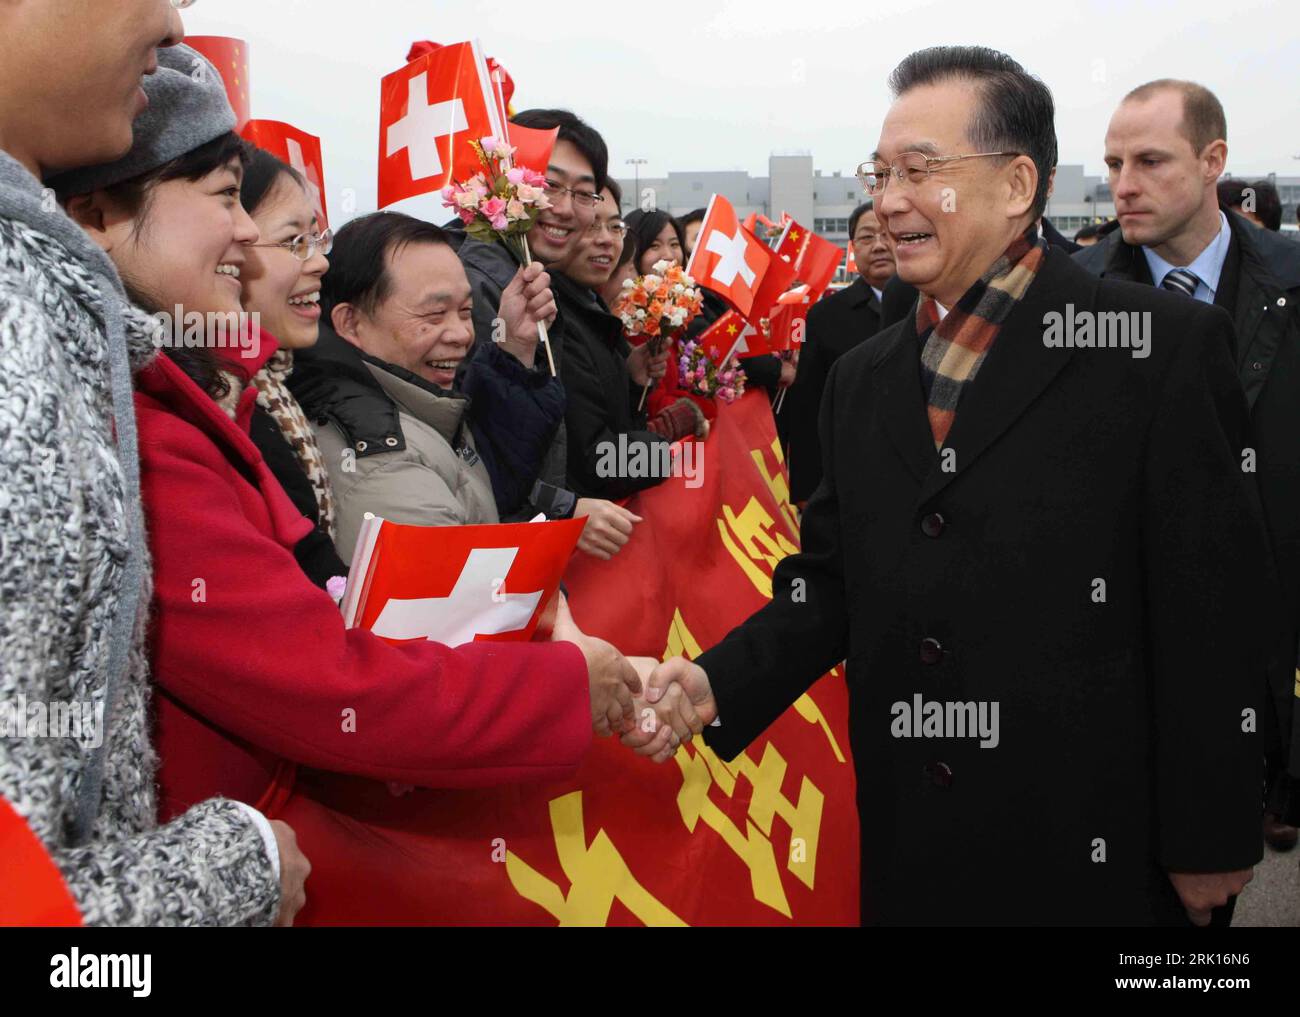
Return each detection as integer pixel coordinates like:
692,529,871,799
0,1,308,925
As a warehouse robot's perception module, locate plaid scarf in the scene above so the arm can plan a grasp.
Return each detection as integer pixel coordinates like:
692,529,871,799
253,350,338,541
917,229,1047,448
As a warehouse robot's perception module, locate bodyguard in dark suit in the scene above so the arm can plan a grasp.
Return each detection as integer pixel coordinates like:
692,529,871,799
786,200,895,503
637,46,1269,925
1075,78,1300,846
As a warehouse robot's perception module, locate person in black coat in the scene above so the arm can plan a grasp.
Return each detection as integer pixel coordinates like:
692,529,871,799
637,46,1270,926
1075,77,1300,847
786,199,895,503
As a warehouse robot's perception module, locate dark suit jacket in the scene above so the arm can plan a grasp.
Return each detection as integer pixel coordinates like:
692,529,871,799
552,272,670,500
1041,216,1082,254
786,277,882,502
1075,212,1300,758
698,248,1270,925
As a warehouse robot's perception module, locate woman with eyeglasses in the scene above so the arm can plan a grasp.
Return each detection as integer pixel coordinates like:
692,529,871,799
238,146,347,587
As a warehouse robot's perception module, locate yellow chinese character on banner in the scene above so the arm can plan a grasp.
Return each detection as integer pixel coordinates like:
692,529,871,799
717,498,799,598
750,437,800,538
661,609,828,917
506,791,687,927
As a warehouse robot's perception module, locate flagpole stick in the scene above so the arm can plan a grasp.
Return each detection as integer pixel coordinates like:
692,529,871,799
518,235,557,377
491,66,557,378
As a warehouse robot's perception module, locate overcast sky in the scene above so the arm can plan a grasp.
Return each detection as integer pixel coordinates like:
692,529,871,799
185,0,1298,224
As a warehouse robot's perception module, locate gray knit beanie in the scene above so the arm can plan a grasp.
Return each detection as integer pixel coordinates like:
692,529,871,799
47,43,237,196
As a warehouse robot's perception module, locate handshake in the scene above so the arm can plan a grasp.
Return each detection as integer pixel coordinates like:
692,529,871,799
552,596,717,762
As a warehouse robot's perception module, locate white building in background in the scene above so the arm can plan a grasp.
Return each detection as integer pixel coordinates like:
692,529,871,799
615,155,1119,249
615,158,1300,256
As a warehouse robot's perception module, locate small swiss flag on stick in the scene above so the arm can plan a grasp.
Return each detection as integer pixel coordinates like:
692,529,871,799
377,40,500,209
684,194,777,319
341,515,586,647
242,120,329,228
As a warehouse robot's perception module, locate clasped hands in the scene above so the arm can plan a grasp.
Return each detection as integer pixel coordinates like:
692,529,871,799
551,597,716,761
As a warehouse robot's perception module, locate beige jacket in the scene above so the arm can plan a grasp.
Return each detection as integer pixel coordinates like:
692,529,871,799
314,360,498,560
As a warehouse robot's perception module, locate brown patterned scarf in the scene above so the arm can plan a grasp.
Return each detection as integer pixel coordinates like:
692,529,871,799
917,228,1047,448
252,349,337,540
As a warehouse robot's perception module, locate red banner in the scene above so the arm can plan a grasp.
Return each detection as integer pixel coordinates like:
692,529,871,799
283,391,857,925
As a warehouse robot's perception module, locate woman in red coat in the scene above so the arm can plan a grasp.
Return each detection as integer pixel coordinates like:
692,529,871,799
61,70,683,920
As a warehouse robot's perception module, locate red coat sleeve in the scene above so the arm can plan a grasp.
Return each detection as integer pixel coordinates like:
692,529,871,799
138,407,592,789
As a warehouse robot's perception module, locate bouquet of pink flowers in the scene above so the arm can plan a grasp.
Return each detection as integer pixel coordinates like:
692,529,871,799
440,135,556,373
441,136,552,261
679,338,746,405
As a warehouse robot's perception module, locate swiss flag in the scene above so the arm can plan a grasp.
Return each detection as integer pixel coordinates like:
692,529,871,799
341,516,586,647
378,41,498,209
242,120,329,228
186,36,251,131
0,797,81,926
684,194,776,318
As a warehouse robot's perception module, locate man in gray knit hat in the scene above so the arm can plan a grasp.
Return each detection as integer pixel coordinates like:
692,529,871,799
0,3,308,926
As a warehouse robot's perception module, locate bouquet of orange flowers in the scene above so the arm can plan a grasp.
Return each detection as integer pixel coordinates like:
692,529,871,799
613,259,705,409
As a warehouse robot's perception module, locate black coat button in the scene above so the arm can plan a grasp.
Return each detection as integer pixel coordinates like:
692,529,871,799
920,637,944,665
923,761,953,788
920,512,945,538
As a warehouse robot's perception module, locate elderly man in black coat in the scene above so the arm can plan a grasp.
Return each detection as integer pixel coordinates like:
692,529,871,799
786,199,895,504
637,46,1271,926
1075,78,1300,851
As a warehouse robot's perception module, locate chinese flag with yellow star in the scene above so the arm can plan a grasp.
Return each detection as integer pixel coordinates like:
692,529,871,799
185,36,251,131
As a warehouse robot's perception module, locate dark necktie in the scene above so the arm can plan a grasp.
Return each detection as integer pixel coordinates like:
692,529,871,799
1161,267,1199,298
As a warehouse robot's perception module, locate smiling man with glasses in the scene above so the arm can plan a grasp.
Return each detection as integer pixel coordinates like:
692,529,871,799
641,45,1271,928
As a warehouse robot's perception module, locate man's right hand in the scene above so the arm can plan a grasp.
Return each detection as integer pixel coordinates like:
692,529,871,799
637,656,718,759
497,263,557,368
574,498,641,560
269,820,311,927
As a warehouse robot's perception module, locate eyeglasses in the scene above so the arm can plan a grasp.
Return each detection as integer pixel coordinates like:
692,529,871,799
544,179,604,208
587,220,628,238
250,229,333,261
855,151,1020,195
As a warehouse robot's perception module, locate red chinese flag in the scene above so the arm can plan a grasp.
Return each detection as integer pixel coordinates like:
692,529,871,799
701,308,777,360
0,797,81,926
795,230,845,299
768,285,813,351
771,219,804,264
506,122,558,175
377,41,497,208
186,36,251,131
242,120,329,228
684,194,775,318
845,241,858,278
343,517,586,646
744,233,798,324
